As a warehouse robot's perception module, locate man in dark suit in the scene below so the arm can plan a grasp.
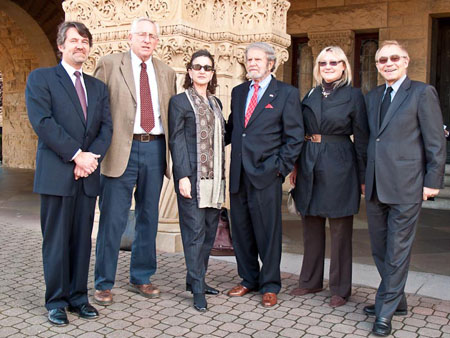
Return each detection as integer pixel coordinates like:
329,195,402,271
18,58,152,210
226,42,304,307
363,40,446,336
25,22,112,325
92,17,176,305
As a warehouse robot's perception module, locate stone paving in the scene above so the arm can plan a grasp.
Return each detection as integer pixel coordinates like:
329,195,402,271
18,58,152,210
0,220,449,337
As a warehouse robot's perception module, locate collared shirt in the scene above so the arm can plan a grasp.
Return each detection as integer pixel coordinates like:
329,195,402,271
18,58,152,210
130,51,163,135
61,60,87,160
61,60,88,105
245,74,273,113
383,74,407,102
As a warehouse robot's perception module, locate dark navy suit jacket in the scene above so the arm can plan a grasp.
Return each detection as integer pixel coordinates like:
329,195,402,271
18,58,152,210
26,63,112,197
226,76,304,194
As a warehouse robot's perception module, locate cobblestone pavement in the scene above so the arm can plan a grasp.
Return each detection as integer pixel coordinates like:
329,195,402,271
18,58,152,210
0,220,449,338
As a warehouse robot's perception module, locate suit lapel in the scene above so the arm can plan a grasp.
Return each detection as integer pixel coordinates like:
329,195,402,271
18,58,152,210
152,58,167,126
238,82,251,128
373,85,385,134
84,75,97,130
378,77,411,135
56,64,86,126
246,76,278,128
120,52,137,104
302,86,322,129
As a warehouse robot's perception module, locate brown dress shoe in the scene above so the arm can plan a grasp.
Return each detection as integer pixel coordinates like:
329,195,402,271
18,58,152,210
289,287,323,296
129,283,160,298
262,292,277,307
94,289,113,305
227,285,253,297
330,295,347,307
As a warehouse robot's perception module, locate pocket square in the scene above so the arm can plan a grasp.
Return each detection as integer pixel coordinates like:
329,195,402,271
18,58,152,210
265,103,274,109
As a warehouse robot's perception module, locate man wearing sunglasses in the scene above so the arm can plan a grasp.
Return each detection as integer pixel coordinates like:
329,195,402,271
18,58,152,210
363,40,446,336
92,17,176,305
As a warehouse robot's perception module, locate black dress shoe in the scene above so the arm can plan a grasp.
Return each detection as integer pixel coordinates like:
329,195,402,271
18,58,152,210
48,308,69,326
193,293,207,312
67,303,99,319
186,283,219,295
364,304,408,317
372,317,392,337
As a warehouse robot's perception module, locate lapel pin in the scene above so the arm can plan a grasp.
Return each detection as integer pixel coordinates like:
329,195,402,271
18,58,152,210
269,94,274,97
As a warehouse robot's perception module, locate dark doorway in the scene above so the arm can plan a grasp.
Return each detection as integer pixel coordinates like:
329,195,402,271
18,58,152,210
431,17,450,163
354,33,379,95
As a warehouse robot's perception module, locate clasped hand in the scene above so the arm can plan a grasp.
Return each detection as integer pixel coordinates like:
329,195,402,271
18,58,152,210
74,152,100,180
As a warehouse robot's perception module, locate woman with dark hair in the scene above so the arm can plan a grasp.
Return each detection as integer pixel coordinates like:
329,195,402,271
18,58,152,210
290,46,369,307
168,50,225,312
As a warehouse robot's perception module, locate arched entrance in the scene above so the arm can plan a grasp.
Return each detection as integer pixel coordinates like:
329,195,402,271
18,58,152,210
0,0,59,168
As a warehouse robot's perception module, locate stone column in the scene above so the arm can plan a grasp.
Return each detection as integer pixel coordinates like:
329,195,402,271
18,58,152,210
63,0,291,252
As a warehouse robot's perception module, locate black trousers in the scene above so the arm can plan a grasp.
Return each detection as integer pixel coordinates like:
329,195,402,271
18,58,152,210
366,187,421,319
230,170,283,294
298,215,353,298
176,176,220,294
40,183,96,310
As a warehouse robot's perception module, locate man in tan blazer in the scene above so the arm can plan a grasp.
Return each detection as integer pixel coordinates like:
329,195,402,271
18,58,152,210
93,17,176,305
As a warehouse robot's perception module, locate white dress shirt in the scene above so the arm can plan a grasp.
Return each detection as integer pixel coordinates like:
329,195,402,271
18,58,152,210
130,51,163,135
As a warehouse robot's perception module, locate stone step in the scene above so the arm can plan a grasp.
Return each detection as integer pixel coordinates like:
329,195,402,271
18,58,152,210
422,198,450,210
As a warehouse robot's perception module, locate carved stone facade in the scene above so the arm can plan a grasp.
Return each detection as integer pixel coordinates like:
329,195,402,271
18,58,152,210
62,0,292,252
0,0,57,168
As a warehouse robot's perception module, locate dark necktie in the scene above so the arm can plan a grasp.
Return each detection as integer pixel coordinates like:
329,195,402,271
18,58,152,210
140,62,155,133
244,83,259,127
74,71,87,120
379,86,393,127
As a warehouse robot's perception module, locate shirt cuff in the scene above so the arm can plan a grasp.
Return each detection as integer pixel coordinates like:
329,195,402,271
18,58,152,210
71,149,82,161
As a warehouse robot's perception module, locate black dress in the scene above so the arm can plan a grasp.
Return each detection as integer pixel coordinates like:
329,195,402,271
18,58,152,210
293,85,368,217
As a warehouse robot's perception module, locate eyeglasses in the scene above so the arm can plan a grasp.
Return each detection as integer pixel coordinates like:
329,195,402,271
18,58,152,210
376,55,408,64
318,60,343,67
191,64,214,72
134,32,158,40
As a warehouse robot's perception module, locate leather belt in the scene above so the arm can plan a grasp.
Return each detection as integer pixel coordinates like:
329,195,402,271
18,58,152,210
305,134,350,143
133,134,164,142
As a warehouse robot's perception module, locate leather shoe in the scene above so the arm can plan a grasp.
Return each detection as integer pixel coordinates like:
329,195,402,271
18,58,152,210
94,289,113,305
128,283,160,298
330,295,347,307
227,285,253,297
67,303,99,319
193,293,207,312
48,308,69,326
290,287,323,296
363,304,407,317
372,317,392,337
261,292,277,307
186,283,219,295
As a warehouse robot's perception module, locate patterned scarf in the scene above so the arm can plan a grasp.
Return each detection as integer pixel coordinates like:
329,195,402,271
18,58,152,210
185,87,225,209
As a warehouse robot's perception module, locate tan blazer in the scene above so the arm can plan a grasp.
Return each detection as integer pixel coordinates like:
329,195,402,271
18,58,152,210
94,51,177,178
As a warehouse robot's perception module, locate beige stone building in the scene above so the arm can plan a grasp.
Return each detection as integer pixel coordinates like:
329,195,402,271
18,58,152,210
0,0,449,250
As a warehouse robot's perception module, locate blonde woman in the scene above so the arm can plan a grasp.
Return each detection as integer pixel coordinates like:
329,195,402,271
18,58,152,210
290,46,369,307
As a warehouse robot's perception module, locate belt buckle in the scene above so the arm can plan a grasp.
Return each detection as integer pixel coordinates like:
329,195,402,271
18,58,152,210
141,134,150,142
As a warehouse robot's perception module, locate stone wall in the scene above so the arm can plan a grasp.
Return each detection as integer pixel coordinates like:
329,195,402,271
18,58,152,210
287,0,450,84
0,11,38,168
0,0,56,168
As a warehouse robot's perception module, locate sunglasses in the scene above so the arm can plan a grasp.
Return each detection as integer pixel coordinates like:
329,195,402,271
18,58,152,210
377,55,408,64
191,64,214,72
318,60,343,67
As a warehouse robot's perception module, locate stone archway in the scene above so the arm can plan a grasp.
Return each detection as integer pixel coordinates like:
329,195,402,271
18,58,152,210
0,1,56,168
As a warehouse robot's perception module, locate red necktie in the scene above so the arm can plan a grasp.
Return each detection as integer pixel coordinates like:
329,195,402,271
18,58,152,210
140,62,155,133
244,83,259,127
74,71,87,120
